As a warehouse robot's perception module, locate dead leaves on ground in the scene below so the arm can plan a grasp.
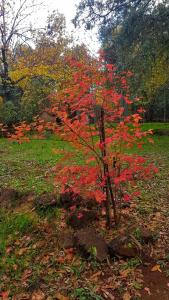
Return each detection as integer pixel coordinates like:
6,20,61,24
55,293,69,300
122,291,132,300
151,264,162,272
56,248,75,264
11,291,69,300
144,287,151,295
31,290,45,300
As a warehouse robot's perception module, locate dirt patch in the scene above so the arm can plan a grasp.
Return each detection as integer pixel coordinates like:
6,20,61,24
0,188,36,212
140,265,169,300
14,192,37,218
0,188,20,209
34,192,57,211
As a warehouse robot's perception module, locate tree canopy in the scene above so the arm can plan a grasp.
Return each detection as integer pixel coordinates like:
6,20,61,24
74,0,169,121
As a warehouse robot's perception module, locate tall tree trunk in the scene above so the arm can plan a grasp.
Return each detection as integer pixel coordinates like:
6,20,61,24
1,0,11,103
1,47,10,102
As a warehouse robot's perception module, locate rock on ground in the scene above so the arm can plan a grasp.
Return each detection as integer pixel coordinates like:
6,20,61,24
58,231,75,249
75,227,108,262
108,235,141,258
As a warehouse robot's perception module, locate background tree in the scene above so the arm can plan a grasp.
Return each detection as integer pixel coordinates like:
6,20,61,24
74,0,169,121
100,1,169,120
73,0,155,29
0,0,40,103
0,9,87,124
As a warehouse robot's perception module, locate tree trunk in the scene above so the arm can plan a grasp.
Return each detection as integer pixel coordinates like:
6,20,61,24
98,106,118,227
1,47,11,102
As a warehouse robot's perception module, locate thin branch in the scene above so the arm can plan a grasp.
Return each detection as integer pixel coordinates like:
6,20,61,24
62,118,103,164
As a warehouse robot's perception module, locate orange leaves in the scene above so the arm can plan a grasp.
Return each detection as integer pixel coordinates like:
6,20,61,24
36,125,44,133
122,292,131,300
31,290,45,300
151,265,162,272
56,248,74,264
93,190,105,203
55,293,69,300
9,122,31,143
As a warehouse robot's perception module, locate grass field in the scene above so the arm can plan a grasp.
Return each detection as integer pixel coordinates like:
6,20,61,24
0,123,169,194
0,136,74,193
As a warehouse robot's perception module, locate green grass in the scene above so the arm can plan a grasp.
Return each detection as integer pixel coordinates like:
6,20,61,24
71,288,103,300
0,136,71,164
0,123,169,193
0,211,44,295
0,136,80,194
0,211,36,255
141,122,169,131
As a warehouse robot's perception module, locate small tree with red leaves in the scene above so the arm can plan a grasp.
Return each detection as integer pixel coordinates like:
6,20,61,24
10,57,158,227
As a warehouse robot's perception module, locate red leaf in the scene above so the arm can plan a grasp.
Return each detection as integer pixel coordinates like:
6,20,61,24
1,291,9,299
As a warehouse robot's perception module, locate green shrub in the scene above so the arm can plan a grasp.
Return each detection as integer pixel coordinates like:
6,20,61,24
0,101,20,126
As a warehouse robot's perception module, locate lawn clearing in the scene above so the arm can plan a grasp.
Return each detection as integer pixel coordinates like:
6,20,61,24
0,136,84,194
0,123,169,193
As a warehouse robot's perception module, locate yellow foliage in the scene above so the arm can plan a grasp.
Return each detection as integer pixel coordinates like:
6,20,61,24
145,54,169,96
10,41,73,91
0,96,3,107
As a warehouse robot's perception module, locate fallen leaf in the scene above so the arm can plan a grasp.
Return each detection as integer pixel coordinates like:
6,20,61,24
57,256,65,264
65,253,74,261
41,255,50,265
90,271,102,281
155,212,161,218
55,293,69,300
123,292,131,300
13,264,18,271
13,293,30,300
119,269,131,278
151,264,162,272
17,248,27,256
65,248,74,254
22,269,32,281
1,291,9,299
144,287,151,295
102,281,121,290
31,290,45,300
6,247,12,254
102,290,115,300
60,221,66,229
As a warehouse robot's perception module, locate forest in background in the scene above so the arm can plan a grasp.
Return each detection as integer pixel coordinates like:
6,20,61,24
74,0,169,121
0,0,169,126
